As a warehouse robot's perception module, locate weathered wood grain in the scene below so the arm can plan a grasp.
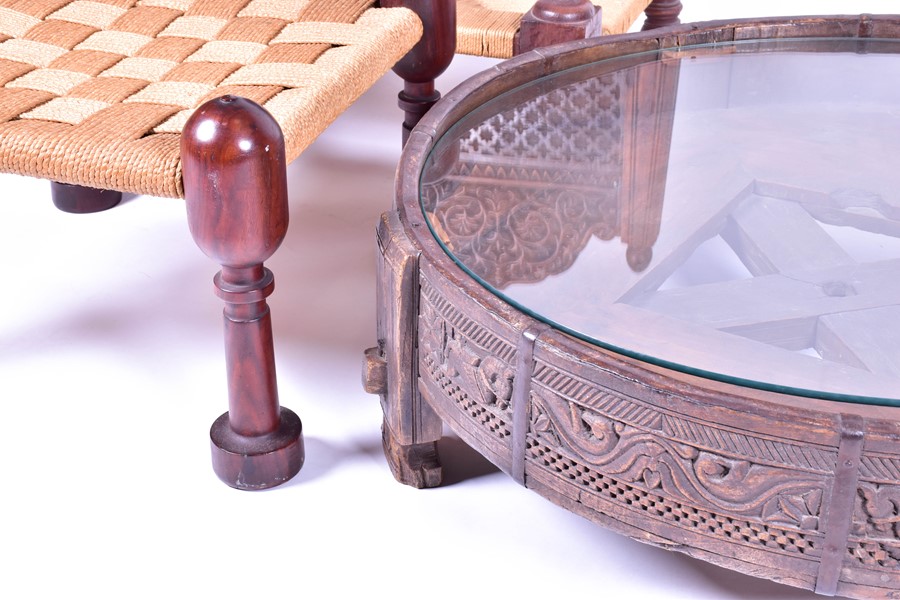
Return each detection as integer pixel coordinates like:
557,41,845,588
373,16,900,599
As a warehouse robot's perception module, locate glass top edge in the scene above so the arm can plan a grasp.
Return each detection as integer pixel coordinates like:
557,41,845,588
421,220,900,409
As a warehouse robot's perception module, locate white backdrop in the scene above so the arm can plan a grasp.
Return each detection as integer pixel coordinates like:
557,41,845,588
1,2,895,598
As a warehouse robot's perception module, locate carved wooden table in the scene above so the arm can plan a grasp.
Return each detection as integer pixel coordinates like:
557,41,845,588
365,16,900,599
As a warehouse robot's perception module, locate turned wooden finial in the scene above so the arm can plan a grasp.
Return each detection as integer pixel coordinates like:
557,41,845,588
385,0,457,144
182,95,304,490
530,0,596,22
182,95,289,268
515,0,601,55
642,0,682,30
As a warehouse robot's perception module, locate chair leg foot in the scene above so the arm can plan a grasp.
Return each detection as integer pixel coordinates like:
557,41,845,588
51,182,121,213
211,407,304,490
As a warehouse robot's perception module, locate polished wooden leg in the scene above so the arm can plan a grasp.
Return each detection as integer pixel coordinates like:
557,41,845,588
364,212,443,488
181,95,303,490
515,0,601,55
51,182,121,213
642,0,682,30
385,0,456,144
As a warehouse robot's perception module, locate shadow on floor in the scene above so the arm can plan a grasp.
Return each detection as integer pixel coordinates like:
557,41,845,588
438,434,501,486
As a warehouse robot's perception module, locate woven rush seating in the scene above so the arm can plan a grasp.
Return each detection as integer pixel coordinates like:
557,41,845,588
0,0,427,490
455,0,682,58
0,0,422,198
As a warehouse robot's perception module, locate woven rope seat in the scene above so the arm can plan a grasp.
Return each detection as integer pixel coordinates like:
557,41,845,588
0,0,428,491
0,0,422,198
456,0,657,58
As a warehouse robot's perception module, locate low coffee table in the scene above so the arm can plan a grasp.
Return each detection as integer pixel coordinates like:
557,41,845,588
365,16,900,598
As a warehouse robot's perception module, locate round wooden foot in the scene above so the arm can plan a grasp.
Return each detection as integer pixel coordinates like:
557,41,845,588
210,407,304,490
51,182,122,213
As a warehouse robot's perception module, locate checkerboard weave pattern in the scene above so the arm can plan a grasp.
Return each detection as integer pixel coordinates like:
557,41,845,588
0,0,421,197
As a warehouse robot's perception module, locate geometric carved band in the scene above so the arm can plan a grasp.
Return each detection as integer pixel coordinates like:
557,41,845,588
815,413,865,596
531,361,839,473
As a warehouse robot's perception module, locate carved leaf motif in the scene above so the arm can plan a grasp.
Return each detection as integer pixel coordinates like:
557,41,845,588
780,496,808,522
475,355,514,410
552,394,621,458
419,303,448,372
531,390,622,460
533,391,827,519
580,409,621,448
431,183,623,288
856,483,900,539
643,469,662,489
761,489,822,530
761,498,781,522
534,412,551,432
695,454,749,484
531,403,560,446
441,195,488,238
441,337,517,419
805,489,824,516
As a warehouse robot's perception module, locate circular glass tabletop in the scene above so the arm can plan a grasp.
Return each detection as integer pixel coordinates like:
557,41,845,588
420,37,900,406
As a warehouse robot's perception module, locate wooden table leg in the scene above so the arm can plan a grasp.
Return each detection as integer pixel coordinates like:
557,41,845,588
181,95,304,490
364,211,443,488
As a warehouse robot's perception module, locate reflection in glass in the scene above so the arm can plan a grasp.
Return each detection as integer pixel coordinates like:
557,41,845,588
421,39,900,404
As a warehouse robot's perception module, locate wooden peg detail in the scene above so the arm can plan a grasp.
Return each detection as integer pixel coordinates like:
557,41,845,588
181,95,303,490
363,346,388,395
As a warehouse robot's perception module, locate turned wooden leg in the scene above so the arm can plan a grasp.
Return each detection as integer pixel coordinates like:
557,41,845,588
363,212,443,488
515,0,601,55
181,95,303,490
51,182,121,213
384,0,456,145
642,0,682,30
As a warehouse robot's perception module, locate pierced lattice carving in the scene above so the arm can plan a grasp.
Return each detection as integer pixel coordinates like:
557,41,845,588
530,387,828,530
526,438,822,556
848,483,900,570
458,75,624,166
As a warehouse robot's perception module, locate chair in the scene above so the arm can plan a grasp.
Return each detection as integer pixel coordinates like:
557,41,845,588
0,0,672,491
391,0,682,148
455,0,683,58
0,0,440,490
